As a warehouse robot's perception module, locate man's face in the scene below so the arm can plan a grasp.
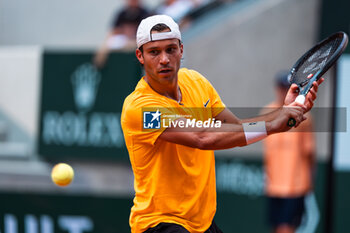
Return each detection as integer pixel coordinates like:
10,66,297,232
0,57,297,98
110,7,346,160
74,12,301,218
136,38,183,83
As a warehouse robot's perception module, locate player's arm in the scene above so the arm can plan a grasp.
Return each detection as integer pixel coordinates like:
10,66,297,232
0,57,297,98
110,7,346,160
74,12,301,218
159,121,247,149
215,106,293,125
216,79,322,124
214,108,241,124
158,104,305,150
215,102,305,126
159,74,322,150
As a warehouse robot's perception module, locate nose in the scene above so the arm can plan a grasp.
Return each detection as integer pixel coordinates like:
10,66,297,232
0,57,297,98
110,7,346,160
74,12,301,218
159,51,170,65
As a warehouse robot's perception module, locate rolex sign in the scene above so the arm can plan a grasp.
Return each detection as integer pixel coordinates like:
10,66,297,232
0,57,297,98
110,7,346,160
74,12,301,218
38,52,141,159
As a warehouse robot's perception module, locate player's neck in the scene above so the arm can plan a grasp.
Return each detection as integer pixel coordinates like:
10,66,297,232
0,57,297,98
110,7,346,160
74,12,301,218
144,75,182,103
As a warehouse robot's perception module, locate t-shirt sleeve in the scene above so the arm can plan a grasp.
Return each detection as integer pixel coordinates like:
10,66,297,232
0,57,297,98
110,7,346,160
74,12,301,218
189,69,226,117
208,81,226,117
121,97,177,147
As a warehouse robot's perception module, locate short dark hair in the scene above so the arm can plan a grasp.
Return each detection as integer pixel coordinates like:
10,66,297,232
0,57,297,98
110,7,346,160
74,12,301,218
151,23,171,32
139,23,181,53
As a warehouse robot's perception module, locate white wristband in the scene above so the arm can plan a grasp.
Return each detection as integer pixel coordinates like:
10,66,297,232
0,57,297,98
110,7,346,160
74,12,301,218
242,121,267,145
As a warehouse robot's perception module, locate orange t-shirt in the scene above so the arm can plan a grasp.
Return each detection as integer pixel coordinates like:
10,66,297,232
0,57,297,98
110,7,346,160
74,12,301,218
121,68,225,233
263,102,315,197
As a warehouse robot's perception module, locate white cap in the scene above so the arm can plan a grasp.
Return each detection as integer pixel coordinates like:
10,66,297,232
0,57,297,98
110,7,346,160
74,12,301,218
136,15,182,48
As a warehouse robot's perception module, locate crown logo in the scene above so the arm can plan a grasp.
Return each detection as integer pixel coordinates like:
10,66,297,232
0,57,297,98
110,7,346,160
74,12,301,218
71,63,101,113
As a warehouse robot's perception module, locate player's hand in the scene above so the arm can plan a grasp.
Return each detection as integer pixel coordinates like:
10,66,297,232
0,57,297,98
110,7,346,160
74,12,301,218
284,78,324,112
266,104,306,134
304,78,324,111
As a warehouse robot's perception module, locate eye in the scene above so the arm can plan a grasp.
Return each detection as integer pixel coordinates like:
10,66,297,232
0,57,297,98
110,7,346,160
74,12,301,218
167,47,176,53
149,50,159,55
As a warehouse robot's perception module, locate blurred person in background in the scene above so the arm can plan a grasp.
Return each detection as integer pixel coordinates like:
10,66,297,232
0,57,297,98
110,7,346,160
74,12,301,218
262,71,316,233
154,0,200,24
94,0,150,68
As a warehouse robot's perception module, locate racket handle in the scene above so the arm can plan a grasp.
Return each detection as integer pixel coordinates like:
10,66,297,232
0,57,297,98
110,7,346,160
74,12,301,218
287,95,306,127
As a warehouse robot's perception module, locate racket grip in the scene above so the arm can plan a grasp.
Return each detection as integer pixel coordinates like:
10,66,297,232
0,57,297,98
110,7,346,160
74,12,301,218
287,95,306,127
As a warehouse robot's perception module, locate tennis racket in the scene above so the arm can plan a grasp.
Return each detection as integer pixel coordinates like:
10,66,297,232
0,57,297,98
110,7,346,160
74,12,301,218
287,31,348,127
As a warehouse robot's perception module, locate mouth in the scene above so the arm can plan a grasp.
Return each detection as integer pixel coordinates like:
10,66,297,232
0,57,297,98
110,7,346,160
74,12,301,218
158,68,172,74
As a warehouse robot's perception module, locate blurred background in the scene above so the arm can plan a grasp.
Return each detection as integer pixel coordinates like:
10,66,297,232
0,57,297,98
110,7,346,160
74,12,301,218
0,0,349,232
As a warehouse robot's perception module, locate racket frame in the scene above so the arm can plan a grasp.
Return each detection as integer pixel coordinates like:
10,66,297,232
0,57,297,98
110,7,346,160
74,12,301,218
287,31,348,125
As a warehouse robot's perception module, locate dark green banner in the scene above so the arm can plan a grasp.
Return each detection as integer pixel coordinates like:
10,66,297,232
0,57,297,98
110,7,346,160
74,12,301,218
38,52,141,160
0,192,132,233
0,159,328,233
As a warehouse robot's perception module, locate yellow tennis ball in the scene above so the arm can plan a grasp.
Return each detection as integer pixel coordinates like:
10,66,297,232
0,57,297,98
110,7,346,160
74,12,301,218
51,163,74,187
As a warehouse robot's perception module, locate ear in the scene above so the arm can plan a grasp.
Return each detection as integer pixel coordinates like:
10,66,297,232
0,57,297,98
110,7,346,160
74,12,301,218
135,49,144,65
180,43,184,58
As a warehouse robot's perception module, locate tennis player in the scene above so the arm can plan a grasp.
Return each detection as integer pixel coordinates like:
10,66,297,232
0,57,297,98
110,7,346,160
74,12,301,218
121,15,323,233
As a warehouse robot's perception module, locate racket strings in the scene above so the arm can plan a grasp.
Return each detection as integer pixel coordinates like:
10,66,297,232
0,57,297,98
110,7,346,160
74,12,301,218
291,37,343,86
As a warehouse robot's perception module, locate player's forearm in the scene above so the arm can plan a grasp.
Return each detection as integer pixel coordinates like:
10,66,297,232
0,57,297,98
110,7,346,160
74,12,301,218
160,107,302,149
160,122,248,149
194,115,297,150
215,107,283,128
241,107,282,124
195,123,247,150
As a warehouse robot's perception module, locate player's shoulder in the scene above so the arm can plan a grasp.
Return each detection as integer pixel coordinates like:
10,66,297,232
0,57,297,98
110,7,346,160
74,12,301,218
178,68,211,84
122,83,169,115
123,91,163,111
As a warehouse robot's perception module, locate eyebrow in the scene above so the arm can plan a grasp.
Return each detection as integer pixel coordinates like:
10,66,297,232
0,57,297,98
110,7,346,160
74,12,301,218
146,43,178,51
146,46,160,50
